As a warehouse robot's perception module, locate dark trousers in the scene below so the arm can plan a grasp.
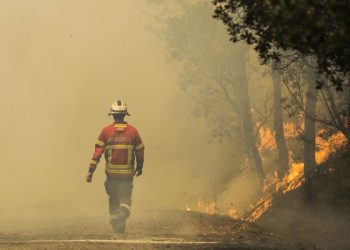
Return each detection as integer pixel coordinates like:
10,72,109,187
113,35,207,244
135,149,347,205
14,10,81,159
104,176,133,219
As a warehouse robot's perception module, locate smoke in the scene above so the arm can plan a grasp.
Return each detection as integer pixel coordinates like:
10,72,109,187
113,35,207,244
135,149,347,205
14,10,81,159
0,1,241,221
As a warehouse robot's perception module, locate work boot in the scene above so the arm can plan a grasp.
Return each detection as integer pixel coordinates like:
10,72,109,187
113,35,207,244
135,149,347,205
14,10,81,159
110,214,126,233
112,206,130,233
113,219,126,234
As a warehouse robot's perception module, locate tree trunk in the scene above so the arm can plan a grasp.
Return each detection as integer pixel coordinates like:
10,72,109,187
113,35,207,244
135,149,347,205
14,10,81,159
272,62,289,177
236,49,265,184
303,81,318,186
345,76,350,139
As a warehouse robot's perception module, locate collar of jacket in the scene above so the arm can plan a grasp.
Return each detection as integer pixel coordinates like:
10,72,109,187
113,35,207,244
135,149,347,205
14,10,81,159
114,122,128,131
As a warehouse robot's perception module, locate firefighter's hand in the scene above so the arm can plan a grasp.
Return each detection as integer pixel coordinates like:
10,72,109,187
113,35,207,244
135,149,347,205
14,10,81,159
134,168,142,177
86,172,93,183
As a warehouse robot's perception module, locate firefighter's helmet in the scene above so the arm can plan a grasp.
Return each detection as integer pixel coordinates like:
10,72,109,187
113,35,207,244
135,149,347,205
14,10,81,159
108,100,130,116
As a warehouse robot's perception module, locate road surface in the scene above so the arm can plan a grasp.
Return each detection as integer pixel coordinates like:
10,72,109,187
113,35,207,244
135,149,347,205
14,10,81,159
0,210,295,249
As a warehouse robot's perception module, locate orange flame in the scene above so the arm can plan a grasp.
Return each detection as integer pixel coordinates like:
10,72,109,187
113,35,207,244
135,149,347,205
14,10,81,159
315,130,347,164
184,124,347,222
249,127,347,221
248,196,273,222
196,198,216,214
227,207,240,219
183,199,215,214
258,121,303,154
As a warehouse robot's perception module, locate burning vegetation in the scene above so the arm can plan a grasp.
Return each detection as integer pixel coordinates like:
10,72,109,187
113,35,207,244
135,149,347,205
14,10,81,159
184,123,348,222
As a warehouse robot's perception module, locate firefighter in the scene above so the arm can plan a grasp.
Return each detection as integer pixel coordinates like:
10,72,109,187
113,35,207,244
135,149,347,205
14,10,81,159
86,100,145,234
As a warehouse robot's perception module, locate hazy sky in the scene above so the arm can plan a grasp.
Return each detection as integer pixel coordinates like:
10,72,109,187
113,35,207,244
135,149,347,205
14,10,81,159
0,1,232,219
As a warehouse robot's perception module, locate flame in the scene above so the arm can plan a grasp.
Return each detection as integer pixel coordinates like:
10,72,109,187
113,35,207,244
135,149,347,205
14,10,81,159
184,198,240,218
283,121,304,139
185,206,191,212
244,162,305,222
258,121,303,154
227,207,240,219
196,198,216,214
262,162,304,194
249,127,347,221
259,123,347,165
282,162,304,193
258,127,276,153
248,196,273,222
184,124,347,222
315,130,347,164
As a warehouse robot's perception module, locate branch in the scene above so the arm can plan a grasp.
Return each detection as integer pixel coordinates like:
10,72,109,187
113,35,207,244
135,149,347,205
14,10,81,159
320,88,339,128
283,78,341,129
216,79,240,114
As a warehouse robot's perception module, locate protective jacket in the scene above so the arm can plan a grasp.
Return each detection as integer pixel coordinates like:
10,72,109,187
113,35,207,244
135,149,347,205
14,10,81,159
90,122,144,176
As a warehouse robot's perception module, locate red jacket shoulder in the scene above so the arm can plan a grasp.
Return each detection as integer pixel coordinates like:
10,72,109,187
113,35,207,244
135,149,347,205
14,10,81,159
127,124,141,133
127,124,136,130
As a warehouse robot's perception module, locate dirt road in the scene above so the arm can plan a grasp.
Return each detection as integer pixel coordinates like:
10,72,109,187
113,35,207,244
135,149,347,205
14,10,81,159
0,210,295,249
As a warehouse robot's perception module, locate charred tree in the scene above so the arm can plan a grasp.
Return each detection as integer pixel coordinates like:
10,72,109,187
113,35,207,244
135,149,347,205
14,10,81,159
236,50,265,184
303,80,318,187
272,62,289,177
346,76,350,139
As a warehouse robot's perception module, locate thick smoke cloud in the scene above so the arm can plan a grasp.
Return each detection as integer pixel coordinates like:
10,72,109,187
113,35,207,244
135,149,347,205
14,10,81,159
0,1,232,220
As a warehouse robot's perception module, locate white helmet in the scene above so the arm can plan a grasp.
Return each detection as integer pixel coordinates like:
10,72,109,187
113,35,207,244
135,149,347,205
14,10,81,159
108,100,130,116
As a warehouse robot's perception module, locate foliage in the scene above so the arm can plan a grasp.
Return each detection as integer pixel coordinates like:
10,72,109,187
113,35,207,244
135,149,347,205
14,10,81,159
279,56,350,140
146,0,274,187
150,2,240,143
213,0,350,90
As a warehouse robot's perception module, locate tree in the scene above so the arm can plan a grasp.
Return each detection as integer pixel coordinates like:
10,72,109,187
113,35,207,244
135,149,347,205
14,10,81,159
213,0,350,90
272,61,289,177
278,55,350,192
303,75,318,187
147,1,266,184
318,80,350,141
235,46,265,183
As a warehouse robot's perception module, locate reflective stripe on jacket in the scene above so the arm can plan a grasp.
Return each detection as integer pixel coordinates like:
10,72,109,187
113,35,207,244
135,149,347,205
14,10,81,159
90,122,144,177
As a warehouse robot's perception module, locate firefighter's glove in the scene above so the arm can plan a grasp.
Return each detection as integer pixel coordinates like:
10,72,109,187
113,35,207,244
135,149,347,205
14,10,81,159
86,165,96,183
135,165,143,177
86,172,93,183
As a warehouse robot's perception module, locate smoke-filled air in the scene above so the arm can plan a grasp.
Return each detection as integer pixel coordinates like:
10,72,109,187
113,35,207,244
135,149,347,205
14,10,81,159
1,1,349,249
